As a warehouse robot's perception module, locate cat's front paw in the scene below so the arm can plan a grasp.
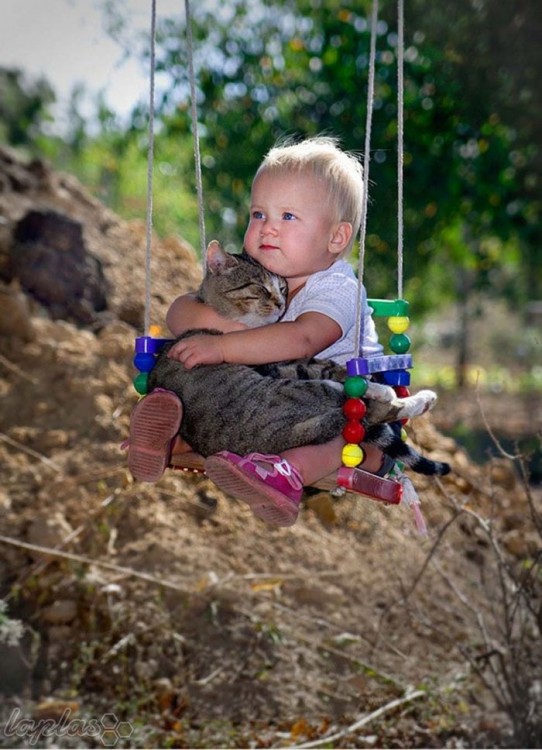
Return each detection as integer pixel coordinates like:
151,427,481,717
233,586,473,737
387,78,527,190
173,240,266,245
324,379,344,393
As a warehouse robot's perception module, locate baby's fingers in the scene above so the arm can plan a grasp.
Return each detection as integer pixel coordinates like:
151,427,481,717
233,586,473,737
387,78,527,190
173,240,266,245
167,341,188,362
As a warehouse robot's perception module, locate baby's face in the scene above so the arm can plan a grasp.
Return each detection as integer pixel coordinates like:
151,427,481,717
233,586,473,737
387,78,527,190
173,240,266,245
244,170,344,292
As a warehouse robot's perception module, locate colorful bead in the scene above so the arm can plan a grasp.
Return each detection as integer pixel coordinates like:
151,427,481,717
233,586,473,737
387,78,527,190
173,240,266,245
342,420,366,444
343,398,367,420
389,333,411,354
133,372,149,395
344,375,368,398
342,443,365,467
133,352,156,373
394,385,410,398
388,316,410,334
401,427,408,442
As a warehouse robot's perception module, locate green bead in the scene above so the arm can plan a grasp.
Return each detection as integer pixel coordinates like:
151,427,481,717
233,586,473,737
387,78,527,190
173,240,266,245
133,371,149,395
344,375,368,397
389,333,411,354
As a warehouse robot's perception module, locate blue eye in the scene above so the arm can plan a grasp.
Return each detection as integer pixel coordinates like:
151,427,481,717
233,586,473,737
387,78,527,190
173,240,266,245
252,210,264,220
283,212,296,221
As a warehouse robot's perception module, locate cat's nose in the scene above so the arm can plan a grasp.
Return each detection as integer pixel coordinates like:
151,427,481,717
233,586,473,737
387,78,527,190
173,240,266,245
272,294,286,314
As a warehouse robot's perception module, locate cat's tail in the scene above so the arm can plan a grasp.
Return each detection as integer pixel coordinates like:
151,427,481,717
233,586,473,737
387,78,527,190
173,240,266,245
369,423,451,476
388,442,451,476
403,454,451,476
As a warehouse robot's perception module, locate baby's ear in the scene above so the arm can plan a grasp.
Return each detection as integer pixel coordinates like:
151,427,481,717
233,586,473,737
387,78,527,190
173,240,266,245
329,222,353,255
206,240,237,273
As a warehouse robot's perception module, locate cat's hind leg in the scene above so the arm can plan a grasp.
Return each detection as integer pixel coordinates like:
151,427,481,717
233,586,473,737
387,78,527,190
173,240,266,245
364,381,396,402
364,385,438,425
394,389,437,420
289,409,344,447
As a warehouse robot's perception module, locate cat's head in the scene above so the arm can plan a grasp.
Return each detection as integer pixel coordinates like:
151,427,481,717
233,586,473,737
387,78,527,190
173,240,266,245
200,240,287,327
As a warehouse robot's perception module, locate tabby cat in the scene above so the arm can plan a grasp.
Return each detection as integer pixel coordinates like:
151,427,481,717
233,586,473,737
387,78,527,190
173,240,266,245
149,241,450,477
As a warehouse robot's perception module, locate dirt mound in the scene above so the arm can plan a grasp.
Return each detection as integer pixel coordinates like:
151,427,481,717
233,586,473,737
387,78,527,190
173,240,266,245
0,147,539,748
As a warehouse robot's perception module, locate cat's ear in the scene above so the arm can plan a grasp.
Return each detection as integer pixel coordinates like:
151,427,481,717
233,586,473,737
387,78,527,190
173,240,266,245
206,240,238,274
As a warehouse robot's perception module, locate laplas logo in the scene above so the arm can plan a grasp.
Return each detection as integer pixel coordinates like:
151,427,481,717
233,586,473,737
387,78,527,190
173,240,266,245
3,707,134,747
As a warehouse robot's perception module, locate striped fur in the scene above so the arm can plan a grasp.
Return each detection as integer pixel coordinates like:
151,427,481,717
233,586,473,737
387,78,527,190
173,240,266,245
149,245,450,476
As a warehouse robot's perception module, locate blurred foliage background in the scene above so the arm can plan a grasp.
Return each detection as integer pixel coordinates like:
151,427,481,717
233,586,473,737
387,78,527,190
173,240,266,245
1,0,540,388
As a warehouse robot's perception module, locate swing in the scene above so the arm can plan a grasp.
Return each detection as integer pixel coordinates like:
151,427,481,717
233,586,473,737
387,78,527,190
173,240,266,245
131,0,413,506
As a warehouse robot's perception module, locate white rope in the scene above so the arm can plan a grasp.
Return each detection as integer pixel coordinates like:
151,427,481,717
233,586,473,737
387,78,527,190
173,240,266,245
184,0,207,266
397,0,405,299
354,0,379,357
143,0,157,336
354,0,406,357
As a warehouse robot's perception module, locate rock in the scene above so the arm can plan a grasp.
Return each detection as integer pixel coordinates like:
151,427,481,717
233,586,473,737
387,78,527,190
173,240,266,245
8,209,110,325
33,700,80,721
42,600,78,625
0,280,35,340
26,514,73,555
33,430,70,452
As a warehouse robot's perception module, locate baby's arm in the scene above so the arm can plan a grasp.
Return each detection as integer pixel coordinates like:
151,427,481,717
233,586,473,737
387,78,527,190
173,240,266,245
168,311,341,368
166,293,247,336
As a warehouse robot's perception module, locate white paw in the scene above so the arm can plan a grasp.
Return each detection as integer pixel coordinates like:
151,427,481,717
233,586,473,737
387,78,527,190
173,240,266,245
364,381,395,403
396,389,438,419
417,389,438,412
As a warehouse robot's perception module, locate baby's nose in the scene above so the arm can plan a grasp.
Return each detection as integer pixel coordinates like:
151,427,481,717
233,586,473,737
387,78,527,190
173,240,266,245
261,218,278,235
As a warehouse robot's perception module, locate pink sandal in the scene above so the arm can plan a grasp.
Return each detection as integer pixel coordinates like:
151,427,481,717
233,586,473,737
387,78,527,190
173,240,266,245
204,451,303,527
127,389,182,482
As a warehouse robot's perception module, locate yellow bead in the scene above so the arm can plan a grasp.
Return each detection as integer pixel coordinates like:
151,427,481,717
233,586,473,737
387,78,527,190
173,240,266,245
401,427,408,442
149,324,163,337
387,316,410,334
342,443,364,467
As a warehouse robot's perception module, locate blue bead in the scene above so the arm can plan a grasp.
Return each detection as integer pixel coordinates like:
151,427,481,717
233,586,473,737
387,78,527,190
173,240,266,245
133,352,156,373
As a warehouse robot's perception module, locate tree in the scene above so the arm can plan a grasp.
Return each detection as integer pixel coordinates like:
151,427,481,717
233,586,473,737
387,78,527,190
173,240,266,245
146,0,539,315
0,68,55,149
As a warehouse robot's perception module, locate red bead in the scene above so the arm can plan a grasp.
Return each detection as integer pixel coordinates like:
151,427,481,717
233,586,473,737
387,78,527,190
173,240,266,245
394,386,410,398
342,421,366,443
343,398,367,420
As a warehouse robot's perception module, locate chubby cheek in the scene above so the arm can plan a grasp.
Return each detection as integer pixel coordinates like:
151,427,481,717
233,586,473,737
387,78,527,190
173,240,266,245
243,224,258,253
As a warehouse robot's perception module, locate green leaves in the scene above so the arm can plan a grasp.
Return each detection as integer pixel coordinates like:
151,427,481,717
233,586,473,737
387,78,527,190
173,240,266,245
5,0,539,313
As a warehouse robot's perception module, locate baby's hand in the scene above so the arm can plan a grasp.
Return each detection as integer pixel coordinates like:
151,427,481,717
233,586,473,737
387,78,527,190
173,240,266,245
167,334,225,369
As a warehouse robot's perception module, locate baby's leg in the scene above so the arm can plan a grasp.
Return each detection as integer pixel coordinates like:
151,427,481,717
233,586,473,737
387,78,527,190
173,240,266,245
203,440,388,528
128,389,183,482
171,435,194,455
283,436,384,485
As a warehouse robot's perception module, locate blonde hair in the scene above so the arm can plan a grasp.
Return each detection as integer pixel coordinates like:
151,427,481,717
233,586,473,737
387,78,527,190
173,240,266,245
254,136,363,255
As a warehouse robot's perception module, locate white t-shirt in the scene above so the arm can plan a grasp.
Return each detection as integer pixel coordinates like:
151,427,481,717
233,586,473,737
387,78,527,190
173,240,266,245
281,259,382,366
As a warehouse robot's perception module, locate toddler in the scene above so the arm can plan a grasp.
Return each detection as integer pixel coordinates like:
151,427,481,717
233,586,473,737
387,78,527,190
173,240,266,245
129,136,388,525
